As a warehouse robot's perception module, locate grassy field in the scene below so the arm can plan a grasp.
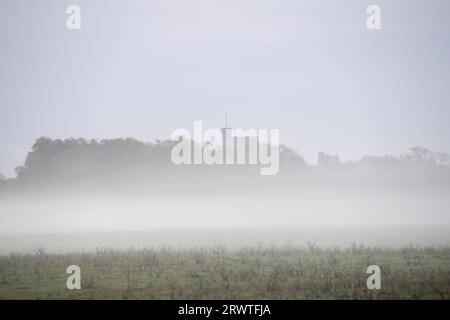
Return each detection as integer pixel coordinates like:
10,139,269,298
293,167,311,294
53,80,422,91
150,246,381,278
0,244,449,299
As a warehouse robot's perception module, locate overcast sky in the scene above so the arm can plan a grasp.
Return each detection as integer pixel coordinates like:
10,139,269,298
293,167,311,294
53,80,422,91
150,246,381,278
1,0,449,177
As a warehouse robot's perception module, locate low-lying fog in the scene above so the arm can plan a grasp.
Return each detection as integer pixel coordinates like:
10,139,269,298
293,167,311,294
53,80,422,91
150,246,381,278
1,139,450,253
1,189,449,253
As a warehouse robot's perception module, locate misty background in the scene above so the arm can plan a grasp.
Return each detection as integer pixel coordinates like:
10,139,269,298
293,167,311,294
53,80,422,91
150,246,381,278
1,0,450,177
1,0,450,252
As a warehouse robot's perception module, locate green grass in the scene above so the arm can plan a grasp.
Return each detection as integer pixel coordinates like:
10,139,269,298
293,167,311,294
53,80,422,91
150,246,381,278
1,244,449,299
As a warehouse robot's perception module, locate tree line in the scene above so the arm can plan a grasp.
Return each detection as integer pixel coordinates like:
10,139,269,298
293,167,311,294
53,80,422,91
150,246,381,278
0,137,449,191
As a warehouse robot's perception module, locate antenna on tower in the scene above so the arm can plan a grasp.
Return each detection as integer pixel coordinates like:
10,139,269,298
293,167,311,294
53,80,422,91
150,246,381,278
225,109,228,128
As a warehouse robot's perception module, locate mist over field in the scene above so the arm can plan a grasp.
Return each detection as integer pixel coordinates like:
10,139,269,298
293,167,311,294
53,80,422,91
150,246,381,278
0,138,449,253
1,141,450,300
1,0,450,255
1,0,450,300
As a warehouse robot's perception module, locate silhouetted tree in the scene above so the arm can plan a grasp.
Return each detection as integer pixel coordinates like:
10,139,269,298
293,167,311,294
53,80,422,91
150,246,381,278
14,137,177,184
0,173,7,189
403,146,450,167
4,137,449,193
279,144,308,167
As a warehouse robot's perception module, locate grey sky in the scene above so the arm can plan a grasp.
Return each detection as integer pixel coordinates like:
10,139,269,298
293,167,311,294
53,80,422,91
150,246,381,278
1,0,450,177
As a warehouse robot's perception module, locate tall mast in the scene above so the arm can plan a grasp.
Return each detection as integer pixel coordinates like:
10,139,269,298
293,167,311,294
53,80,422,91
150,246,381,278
225,109,228,128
